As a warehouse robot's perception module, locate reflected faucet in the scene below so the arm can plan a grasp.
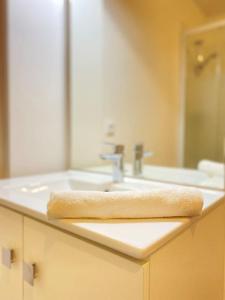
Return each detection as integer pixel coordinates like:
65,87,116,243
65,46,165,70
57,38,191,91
133,143,153,176
100,143,124,183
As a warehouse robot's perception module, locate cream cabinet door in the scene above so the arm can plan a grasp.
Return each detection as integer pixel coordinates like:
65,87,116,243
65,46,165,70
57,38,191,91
23,217,146,300
0,206,23,300
149,203,225,300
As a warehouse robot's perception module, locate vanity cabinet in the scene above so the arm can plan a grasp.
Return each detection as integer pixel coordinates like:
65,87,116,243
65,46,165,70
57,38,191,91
149,202,225,300
0,206,23,300
0,202,224,300
23,217,147,300
23,202,225,300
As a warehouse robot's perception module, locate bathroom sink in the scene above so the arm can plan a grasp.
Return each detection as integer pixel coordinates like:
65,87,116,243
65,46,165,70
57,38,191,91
2,171,173,202
0,170,221,217
16,178,145,197
2,171,141,201
12,178,112,199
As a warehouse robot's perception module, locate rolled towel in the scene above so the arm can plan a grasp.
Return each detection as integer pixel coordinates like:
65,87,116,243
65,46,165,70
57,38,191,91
198,160,224,177
47,188,203,219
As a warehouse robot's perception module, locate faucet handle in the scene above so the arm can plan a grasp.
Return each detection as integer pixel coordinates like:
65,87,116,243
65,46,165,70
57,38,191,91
133,143,143,160
133,143,153,176
133,143,153,158
143,151,154,158
100,153,122,162
133,143,143,153
103,142,124,154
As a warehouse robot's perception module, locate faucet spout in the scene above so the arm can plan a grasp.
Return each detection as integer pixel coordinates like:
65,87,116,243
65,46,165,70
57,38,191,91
100,144,124,183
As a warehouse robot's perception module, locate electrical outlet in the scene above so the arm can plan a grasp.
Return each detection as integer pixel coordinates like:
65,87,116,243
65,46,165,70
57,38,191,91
104,120,116,137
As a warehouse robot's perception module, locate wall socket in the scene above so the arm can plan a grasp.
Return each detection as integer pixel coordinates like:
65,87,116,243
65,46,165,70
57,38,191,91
104,120,116,137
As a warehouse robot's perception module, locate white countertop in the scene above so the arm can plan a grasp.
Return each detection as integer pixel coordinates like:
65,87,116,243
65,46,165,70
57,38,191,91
0,171,223,260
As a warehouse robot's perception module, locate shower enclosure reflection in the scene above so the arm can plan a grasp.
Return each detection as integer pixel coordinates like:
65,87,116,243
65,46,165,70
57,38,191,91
184,26,225,168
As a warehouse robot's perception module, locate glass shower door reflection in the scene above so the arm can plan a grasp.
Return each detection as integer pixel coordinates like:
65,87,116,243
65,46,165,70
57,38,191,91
184,26,225,168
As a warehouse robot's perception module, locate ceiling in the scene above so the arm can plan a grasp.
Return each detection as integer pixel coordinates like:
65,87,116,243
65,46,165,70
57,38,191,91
195,0,225,17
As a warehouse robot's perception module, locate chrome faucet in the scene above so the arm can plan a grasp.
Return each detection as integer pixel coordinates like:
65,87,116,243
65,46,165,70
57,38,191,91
133,143,153,176
100,143,124,183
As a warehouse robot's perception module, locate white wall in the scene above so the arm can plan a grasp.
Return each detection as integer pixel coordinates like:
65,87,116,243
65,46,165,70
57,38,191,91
7,0,66,176
0,0,7,178
70,0,206,169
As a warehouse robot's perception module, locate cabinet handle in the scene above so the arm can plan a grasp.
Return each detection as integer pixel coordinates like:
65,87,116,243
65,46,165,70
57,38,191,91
2,247,15,269
23,262,38,286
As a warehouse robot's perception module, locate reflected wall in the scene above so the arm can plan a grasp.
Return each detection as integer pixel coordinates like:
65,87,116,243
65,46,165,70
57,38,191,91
69,0,225,189
70,0,205,169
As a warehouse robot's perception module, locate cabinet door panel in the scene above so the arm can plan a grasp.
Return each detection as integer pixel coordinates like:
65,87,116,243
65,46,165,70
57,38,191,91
149,203,225,300
0,206,23,300
23,217,144,300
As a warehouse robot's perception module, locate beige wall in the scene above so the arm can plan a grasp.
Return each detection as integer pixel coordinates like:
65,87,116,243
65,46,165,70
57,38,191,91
0,0,7,178
208,13,225,22
71,0,206,169
7,0,67,177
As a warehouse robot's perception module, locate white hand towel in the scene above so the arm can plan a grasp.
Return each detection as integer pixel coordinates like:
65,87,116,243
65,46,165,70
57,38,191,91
198,160,224,177
47,188,203,219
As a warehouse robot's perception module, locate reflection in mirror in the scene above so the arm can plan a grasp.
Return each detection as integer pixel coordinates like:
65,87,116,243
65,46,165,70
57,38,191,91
184,26,225,169
69,0,225,190
183,24,225,189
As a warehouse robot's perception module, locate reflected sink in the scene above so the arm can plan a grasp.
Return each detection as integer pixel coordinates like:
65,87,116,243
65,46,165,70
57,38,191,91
85,164,224,189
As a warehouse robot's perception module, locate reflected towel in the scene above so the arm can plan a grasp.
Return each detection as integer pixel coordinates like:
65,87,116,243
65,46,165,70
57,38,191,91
47,188,203,219
198,160,224,177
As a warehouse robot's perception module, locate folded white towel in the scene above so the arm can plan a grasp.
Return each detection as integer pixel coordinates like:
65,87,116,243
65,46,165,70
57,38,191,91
47,188,203,219
198,160,224,177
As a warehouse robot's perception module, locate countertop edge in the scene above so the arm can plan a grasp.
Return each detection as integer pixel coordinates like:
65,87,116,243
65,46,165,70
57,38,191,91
0,192,224,261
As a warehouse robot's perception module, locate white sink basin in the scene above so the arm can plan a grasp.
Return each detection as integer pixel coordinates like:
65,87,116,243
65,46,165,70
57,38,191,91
2,171,176,201
2,172,139,200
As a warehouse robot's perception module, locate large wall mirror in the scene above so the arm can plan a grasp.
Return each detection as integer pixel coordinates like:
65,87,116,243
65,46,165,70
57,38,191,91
69,0,225,190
